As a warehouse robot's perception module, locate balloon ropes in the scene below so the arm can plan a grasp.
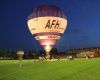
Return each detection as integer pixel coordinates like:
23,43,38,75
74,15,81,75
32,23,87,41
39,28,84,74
27,5,67,58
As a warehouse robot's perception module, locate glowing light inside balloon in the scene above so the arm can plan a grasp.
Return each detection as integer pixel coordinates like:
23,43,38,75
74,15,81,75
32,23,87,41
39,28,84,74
39,39,57,45
44,45,52,53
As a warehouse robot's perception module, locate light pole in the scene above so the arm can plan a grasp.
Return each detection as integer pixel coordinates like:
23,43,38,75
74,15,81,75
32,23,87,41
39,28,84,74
17,50,24,68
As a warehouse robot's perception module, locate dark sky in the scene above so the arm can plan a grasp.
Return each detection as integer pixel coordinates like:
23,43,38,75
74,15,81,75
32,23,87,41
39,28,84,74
0,0,100,51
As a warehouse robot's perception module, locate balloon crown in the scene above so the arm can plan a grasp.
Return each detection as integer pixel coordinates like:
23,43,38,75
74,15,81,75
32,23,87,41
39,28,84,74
28,5,66,20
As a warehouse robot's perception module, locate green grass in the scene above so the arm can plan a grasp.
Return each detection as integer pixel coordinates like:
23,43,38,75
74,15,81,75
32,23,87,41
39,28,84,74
0,58,100,80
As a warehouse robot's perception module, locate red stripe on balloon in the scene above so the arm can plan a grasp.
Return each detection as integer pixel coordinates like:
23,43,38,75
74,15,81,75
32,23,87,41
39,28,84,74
33,32,62,37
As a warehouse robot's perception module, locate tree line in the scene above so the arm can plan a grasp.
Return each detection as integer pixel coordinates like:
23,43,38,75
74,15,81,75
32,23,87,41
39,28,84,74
0,47,100,60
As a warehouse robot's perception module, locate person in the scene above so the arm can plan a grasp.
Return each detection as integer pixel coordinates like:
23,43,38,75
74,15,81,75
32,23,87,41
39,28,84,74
85,55,89,59
69,55,73,60
90,54,94,59
39,56,43,61
57,55,60,61
50,53,52,60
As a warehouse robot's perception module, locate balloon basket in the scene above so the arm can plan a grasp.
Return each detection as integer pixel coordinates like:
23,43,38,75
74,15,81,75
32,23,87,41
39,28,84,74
45,54,50,60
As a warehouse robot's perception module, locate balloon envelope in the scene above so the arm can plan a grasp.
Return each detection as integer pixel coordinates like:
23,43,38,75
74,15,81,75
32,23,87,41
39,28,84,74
27,5,67,54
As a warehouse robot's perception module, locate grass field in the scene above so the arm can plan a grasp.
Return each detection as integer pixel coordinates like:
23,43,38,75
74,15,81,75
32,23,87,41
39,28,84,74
0,58,100,80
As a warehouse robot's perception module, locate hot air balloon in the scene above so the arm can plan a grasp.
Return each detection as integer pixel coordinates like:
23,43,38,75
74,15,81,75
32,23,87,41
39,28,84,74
27,5,67,59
